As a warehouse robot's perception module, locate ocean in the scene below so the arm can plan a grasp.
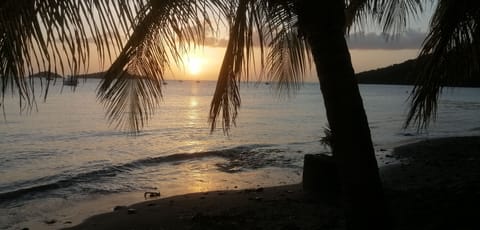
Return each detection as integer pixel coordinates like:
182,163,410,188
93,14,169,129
1,79,479,229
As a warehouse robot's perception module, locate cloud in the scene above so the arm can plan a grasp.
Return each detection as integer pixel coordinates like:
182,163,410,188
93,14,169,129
203,36,229,47
347,30,427,50
203,30,427,50
82,29,426,50
203,31,264,47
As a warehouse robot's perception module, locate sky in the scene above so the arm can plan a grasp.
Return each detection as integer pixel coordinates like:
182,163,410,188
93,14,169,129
166,29,429,82
170,6,434,82
82,4,435,82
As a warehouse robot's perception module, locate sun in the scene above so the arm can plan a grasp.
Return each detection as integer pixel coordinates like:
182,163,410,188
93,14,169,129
186,57,204,75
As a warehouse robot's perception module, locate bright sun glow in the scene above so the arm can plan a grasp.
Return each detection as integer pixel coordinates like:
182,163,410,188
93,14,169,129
186,57,204,75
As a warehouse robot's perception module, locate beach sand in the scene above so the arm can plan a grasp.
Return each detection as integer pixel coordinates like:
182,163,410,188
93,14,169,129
46,136,480,229
382,136,480,229
63,184,345,230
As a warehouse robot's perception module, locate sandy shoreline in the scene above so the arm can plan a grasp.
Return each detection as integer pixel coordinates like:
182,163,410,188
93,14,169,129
64,184,345,230
18,136,480,230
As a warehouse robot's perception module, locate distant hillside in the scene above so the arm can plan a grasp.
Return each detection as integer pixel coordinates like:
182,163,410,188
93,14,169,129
29,71,104,79
28,71,168,80
356,57,480,87
79,72,105,78
29,71,63,79
77,72,151,79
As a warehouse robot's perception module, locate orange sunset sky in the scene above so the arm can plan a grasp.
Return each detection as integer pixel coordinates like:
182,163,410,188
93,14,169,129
78,5,434,82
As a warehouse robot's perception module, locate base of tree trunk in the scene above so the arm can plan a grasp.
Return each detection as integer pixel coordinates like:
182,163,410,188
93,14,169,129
302,154,340,203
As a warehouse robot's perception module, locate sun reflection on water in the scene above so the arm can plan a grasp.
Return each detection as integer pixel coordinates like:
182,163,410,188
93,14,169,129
189,97,198,108
146,160,302,196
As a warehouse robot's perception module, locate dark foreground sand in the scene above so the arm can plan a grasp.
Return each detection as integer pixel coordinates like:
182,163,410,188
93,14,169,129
64,136,480,230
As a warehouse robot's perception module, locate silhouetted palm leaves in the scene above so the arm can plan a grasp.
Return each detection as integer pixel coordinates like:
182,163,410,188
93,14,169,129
346,0,424,33
209,0,311,133
97,0,221,131
406,0,480,128
0,0,139,110
1,0,477,132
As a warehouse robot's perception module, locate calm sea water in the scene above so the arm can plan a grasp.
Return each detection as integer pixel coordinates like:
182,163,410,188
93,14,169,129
1,79,479,229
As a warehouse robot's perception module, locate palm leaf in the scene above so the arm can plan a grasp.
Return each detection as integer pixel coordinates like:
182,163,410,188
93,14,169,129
1,0,141,111
209,0,249,133
266,13,311,94
98,0,220,132
405,0,480,129
1,0,225,132
345,0,424,33
209,0,308,133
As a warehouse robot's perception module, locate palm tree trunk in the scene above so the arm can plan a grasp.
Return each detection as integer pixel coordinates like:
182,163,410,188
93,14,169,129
296,0,389,229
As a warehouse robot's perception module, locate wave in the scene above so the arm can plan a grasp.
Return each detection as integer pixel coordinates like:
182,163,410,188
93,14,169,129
0,144,275,204
1,130,125,144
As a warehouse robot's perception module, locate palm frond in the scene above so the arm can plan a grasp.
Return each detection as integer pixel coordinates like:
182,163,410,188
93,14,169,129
345,0,375,32
209,0,250,134
209,0,307,133
263,1,310,93
266,19,310,93
406,0,480,129
98,0,219,132
1,0,226,132
376,0,424,34
0,0,141,111
345,0,424,34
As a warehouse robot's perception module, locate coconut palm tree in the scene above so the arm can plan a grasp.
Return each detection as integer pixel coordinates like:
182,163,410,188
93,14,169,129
4,0,477,229
209,1,423,228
